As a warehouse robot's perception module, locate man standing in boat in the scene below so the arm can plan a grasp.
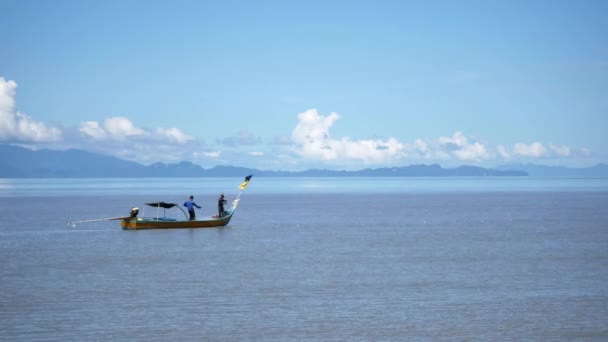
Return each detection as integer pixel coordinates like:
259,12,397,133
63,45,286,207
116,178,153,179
218,193,228,218
184,195,201,220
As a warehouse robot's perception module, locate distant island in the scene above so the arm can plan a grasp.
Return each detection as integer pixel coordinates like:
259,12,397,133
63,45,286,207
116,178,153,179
1,144,606,178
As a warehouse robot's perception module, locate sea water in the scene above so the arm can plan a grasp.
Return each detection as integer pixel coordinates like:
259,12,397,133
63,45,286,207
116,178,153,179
1,177,607,341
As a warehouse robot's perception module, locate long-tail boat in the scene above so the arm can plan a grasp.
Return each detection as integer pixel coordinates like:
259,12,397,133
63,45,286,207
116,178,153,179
69,175,253,230
121,175,252,230
120,200,239,230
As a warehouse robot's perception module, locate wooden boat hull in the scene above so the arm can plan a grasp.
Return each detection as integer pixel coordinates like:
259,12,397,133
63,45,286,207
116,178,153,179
121,211,234,230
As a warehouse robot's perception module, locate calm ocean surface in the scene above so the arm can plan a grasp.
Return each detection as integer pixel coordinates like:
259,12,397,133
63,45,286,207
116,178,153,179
1,177,607,341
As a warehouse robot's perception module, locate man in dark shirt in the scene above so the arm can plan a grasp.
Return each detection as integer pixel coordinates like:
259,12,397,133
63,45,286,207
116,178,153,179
218,193,228,218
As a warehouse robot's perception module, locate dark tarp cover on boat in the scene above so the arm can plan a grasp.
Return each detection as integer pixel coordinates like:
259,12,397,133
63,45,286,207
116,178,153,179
145,202,177,208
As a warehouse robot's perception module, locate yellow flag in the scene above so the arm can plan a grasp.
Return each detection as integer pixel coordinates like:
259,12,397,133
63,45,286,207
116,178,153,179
239,175,252,190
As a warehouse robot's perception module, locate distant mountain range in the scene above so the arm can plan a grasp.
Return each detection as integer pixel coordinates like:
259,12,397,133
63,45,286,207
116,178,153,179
1,144,606,178
497,163,608,177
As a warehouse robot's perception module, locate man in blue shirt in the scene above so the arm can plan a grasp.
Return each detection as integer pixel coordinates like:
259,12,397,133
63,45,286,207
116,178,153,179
184,195,201,220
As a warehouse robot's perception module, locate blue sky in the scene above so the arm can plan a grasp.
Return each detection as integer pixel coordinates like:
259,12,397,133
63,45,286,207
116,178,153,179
1,0,606,170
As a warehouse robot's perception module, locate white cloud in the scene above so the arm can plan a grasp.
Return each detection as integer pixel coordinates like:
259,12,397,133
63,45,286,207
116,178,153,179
495,142,591,161
290,109,406,165
292,109,340,144
79,121,107,140
79,116,144,140
202,151,220,158
497,145,511,159
437,131,491,161
249,151,264,156
513,142,547,157
79,116,194,144
155,127,195,144
413,139,430,155
0,77,62,142
73,116,198,164
549,144,571,157
0,78,16,114
103,116,146,138
438,131,468,147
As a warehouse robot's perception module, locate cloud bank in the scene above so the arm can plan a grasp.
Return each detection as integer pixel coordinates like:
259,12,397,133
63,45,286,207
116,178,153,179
286,109,591,169
0,76,203,164
0,76,593,169
79,117,194,144
0,78,62,142
75,117,199,163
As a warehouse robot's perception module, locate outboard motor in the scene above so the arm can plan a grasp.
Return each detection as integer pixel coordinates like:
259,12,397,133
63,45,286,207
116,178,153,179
129,207,139,219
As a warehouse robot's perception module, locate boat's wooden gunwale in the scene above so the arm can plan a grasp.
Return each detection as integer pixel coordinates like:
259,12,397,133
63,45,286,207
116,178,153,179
121,212,234,230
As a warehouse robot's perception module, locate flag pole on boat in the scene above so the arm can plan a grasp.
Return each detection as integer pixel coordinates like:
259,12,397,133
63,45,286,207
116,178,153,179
232,175,252,208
